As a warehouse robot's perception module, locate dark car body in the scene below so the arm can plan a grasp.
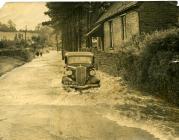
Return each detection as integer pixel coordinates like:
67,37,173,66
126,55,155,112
62,52,100,89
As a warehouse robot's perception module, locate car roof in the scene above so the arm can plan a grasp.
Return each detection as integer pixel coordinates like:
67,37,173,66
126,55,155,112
65,52,94,57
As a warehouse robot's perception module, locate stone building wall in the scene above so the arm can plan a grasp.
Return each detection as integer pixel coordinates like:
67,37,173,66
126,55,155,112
125,10,140,40
103,22,110,52
103,10,139,53
94,2,178,76
112,17,123,52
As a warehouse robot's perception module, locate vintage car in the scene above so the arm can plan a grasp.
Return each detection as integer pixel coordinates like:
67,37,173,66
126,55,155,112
62,52,100,89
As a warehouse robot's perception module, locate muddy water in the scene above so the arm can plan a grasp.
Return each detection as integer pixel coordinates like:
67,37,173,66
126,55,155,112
74,72,179,140
0,51,178,140
54,74,179,139
49,51,179,140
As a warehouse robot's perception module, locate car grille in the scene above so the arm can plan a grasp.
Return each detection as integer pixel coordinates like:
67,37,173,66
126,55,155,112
76,66,86,85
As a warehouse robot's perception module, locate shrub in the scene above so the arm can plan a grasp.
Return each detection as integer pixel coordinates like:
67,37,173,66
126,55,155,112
120,28,179,105
0,40,16,49
0,48,34,62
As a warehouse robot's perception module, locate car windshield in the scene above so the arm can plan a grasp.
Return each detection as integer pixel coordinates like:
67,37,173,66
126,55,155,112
67,56,92,64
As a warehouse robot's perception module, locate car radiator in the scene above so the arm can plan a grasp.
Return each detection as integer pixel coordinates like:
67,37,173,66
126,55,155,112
76,66,86,85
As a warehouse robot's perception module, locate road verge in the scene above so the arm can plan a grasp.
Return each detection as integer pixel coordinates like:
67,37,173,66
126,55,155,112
0,56,25,76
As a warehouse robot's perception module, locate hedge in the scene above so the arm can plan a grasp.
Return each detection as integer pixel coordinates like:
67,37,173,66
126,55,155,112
119,28,179,105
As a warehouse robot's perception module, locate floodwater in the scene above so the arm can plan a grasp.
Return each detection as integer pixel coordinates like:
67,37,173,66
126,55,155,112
0,51,178,140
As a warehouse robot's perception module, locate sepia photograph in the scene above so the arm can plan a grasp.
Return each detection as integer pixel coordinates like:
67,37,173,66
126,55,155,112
0,1,179,140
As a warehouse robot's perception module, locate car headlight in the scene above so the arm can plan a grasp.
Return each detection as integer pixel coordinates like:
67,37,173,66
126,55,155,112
90,70,96,76
65,70,72,76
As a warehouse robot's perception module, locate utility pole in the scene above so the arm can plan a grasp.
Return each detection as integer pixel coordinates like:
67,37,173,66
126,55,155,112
24,25,27,43
56,33,59,51
77,8,80,52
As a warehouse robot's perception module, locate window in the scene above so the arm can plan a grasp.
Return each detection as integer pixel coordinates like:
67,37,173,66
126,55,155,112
68,56,92,65
109,20,114,49
121,15,127,40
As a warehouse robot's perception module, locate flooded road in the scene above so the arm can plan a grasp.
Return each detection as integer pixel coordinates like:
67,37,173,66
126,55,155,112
0,51,178,140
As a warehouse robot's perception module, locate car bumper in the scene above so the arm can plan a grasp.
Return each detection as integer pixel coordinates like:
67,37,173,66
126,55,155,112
63,84,100,89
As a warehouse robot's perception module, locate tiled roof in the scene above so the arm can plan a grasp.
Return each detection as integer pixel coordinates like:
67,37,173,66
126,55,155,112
96,1,178,24
96,2,139,24
86,1,178,36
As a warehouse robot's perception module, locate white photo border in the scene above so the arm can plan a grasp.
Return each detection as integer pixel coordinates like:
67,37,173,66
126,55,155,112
0,0,178,8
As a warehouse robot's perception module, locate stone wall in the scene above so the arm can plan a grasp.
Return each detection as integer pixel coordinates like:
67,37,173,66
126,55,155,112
94,50,119,76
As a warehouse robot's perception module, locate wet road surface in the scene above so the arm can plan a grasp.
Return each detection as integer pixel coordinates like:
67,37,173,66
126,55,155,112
0,51,177,140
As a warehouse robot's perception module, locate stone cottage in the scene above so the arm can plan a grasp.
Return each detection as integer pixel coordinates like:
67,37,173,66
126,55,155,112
87,1,179,52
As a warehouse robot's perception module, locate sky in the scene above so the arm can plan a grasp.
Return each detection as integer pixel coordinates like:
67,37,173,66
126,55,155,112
0,2,50,30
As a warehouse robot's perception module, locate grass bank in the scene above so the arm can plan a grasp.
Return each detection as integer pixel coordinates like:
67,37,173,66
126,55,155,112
0,56,25,76
0,48,35,76
0,48,34,62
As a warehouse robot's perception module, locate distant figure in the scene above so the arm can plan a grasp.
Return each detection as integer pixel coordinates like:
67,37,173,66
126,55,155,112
40,51,43,56
39,48,43,56
35,47,43,57
35,51,40,57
